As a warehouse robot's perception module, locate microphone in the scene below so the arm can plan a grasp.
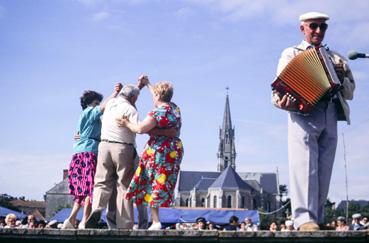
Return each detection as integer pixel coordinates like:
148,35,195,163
348,50,369,60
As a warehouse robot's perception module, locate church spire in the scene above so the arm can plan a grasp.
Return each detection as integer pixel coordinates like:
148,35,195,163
217,88,236,172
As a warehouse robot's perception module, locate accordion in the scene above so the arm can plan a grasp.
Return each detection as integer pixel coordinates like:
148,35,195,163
272,47,341,114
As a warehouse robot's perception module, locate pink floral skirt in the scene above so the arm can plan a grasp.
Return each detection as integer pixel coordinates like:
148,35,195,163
68,152,97,205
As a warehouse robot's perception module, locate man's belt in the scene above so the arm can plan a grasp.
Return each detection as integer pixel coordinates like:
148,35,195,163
101,139,134,146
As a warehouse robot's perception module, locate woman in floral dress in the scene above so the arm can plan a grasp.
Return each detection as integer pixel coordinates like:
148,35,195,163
116,80,183,230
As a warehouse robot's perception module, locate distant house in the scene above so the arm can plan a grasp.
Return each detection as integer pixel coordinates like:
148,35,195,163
44,170,74,220
175,94,278,211
10,200,46,220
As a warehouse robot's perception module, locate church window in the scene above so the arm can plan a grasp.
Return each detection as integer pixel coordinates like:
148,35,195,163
227,195,232,208
213,196,217,208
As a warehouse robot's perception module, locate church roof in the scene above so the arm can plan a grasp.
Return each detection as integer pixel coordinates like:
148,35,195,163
192,177,216,191
209,166,253,190
244,179,261,192
238,172,278,194
178,170,278,194
222,94,232,131
178,171,220,192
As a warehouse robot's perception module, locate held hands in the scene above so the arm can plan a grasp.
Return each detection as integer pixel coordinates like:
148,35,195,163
74,132,80,141
114,83,123,94
116,116,129,127
137,75,149,89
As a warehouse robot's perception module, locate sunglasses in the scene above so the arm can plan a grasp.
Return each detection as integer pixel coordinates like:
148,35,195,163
309,22,328,31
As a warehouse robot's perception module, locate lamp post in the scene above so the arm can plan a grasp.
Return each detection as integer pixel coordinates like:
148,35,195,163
342,133,349,221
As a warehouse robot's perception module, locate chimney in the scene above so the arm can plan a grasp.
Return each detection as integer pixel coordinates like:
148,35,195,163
63,169,68,180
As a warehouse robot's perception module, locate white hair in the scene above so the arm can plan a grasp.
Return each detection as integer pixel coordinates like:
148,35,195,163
120,84,140,98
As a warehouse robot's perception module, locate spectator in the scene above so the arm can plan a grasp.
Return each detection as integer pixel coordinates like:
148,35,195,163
0,218,5,228
38,220,47,229
15,220,22,228
280,223,287,232
4,214,17,228
285,220,295,231
191,223,198,230
330,220,337,230
239,222,246,231
23,215,36,229
179,223,189,230
269,222,278,232
351,213,364,230
208,222,217,231
361,217,368,229
244,217,258,231
196,217,206,230
223,216,239,231
336,216,349,231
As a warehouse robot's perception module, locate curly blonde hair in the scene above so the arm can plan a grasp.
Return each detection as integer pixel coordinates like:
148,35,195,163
5,213,16,225
153,81,173,102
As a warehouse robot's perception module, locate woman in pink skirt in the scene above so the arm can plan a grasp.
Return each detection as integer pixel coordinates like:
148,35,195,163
62,83,122,229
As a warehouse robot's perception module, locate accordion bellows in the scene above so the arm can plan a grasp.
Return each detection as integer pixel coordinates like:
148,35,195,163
272,47,340,114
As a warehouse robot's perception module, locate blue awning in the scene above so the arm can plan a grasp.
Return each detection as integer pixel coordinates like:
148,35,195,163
51,207,259,225
0,206,26,219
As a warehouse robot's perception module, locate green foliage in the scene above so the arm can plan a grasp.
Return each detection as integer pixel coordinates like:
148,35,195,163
0,194,24,212
335,201,369,220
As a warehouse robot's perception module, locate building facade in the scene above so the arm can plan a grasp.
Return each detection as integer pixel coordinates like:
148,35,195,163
44,170,74,220
175,93,278,211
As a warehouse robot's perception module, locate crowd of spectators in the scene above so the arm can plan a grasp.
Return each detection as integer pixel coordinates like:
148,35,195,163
0,214,56,229
1,213,368,231
171,214,369,232
267,214,369,232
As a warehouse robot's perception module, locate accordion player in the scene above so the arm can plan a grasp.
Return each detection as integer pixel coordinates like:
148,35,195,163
271,47,342,114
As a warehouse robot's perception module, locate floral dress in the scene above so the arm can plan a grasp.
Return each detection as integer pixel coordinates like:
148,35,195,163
126,102,184,207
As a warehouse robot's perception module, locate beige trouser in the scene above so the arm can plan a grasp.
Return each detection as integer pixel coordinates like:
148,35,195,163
106,154,148,229
92,141,135,229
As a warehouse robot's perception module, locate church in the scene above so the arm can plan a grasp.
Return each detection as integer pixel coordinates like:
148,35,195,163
174,94,279,211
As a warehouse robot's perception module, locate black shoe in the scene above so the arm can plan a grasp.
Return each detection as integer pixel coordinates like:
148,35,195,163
85,210,102,229
318,224,334,231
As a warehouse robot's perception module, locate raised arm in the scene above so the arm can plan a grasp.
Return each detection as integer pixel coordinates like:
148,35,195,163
100,83,123,112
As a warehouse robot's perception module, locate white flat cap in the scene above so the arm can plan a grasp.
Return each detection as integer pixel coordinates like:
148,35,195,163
352,213,362,219
299,11,329,22
285,220,294,226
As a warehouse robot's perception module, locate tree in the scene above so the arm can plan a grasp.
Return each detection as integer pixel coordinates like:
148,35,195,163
324,198,336,223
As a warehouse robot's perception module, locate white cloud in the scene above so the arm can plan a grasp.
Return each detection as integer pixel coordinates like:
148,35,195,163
92,11,111,22
187,0,369,25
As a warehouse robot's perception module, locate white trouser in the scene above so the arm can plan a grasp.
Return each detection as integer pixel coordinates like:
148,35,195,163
288,101,337,229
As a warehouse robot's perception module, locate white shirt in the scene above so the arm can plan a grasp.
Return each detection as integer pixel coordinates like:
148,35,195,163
101,96,139,145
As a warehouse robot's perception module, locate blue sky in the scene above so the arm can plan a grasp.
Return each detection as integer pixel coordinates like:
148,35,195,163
0,0,368,205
